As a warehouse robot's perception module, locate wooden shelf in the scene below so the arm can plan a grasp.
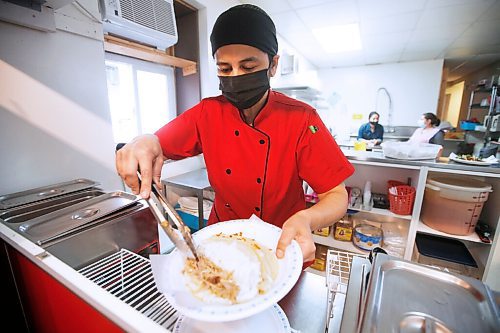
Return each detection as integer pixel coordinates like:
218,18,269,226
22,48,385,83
104,35,197,76
416,220,489,244
305,267,326,277
312,234,368,255
348,206,412,220
469,104,490,109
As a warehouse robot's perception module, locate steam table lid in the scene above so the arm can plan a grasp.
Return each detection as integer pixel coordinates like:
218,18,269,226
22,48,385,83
427,176,492,192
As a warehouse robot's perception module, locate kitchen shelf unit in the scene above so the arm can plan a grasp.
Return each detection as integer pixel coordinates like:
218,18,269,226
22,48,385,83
464,85,500,155
416,220,485,244
466,86,498,121
348,206,411,220
421,168,500,284
343,162,422,258
312,156,500,289
312,233,368,256
305,266,326,277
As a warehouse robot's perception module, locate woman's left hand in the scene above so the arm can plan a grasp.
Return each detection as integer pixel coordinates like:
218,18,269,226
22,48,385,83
276,211,316,262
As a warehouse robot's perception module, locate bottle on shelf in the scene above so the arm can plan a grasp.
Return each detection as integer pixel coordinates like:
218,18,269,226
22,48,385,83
363,181,373,211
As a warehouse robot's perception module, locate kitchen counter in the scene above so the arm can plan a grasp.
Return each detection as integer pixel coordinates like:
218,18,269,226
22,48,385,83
0,220,330,332
342,149,500,174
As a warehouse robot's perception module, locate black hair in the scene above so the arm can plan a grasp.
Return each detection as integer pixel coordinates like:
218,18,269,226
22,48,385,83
423,112,441,126
368,111,380,119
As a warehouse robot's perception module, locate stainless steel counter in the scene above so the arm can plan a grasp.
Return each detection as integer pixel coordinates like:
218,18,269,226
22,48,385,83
279,271,328,333
342,149,500,175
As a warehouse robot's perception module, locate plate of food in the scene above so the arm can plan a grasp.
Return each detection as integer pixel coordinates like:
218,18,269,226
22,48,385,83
173,303,291,333
449,153,499,166
150,216,303,322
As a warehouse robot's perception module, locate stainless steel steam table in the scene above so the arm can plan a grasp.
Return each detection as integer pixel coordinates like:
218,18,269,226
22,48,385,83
162,168,212,230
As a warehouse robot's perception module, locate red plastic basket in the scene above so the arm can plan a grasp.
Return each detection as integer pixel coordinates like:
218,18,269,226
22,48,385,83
388,185,415,215
387,180,406,194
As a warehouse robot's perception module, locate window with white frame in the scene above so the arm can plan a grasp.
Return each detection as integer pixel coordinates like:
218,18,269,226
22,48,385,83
104,53,176,144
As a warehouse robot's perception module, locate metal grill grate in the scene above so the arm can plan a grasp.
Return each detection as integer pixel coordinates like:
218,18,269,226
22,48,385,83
325,249,367,333
78,249,178,331
326,249,367,287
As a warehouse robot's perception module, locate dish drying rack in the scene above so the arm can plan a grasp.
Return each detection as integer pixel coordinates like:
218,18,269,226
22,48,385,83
78,249,178,331
325,249,367,333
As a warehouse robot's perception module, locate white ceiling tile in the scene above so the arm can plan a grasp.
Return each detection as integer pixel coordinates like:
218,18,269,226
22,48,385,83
243,0,500,77
410,24,469,42
478,1,500,20
279,31,326,66
358,0,427,19
364,53,402,65
360,12,420,35
287,0,341,10
362,31,412,51
295,1,359,29
460,19,500,42
326,53,366,68
450,23,500,53
416,2,492,28
272,11,306,35
450,37,496,49
405,39,453,54
399,50,442,62
238,0,292,14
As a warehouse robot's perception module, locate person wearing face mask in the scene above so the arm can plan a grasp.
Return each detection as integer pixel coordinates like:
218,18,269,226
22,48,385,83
408,112,444,146
115,4,354,265
357,111,384,146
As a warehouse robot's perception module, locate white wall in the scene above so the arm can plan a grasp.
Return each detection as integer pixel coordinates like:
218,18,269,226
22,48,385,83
316,59,444,140
0,2,123,194
187,0,239,99
190,1,318,98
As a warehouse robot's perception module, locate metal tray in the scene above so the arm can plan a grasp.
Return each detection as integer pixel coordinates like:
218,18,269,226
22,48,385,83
17,191,138,244
0,179,100,210
0,189,105,224
359,254,499,333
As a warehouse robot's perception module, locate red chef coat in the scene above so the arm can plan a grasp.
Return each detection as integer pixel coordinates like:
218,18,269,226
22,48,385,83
155,90,354,227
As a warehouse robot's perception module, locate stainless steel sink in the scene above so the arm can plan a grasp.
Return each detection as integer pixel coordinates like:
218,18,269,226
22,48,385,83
43,202,159,269
0,180,159,270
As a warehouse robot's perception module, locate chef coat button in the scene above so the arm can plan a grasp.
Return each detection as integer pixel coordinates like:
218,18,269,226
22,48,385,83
255,207,260,212
225,203,230,208
226,169,231,174
235,130,239,136
259,139,265,144
257,178,262,183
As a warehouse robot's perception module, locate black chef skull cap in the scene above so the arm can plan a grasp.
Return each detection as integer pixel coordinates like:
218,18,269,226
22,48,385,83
210,4,278,58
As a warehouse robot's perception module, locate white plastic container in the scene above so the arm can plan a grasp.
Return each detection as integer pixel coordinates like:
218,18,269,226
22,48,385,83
421,177,492,235
426,177,492,202
381,142,442,160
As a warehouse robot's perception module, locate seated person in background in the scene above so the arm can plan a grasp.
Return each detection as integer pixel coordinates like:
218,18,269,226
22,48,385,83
408,112,444,146
357,111,384,145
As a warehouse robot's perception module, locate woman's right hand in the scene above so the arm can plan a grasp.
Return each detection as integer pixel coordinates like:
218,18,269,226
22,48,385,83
115,134,165,198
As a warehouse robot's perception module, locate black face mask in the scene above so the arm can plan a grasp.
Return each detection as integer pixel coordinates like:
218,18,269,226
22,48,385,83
218,68,270,110
370,121,378,125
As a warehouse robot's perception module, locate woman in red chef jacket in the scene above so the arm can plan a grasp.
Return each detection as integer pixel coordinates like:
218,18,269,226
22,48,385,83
116,4,354,264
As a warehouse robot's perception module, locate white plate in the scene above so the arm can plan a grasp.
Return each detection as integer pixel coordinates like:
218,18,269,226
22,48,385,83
152,219,302,322
173,303,291,333
449,156,497,166
384,155,436,161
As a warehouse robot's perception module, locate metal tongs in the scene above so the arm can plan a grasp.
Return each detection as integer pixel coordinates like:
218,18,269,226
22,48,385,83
137,172,199,261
